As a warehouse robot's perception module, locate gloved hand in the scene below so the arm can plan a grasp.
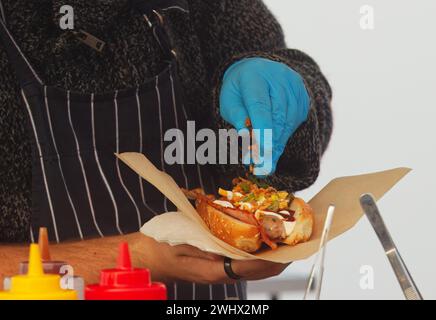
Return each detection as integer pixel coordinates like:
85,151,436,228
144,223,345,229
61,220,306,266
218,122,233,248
220,57,310,176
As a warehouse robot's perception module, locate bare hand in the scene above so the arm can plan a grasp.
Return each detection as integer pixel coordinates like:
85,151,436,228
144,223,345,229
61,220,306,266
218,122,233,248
231,259,290,281
130,236,290,284
1,233,290,288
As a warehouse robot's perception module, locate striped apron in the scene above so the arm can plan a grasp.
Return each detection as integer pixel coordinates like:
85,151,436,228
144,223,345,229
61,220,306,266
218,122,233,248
0,0,246,300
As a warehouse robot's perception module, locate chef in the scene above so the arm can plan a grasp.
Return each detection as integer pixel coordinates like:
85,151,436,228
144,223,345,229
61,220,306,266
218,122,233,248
0,0,332,299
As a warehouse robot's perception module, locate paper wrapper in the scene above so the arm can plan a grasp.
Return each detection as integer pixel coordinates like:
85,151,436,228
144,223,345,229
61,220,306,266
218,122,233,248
116,152,411,263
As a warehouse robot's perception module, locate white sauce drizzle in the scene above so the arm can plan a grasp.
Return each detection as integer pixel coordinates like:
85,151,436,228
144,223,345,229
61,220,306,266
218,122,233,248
283,221,296,236
213,200,234,208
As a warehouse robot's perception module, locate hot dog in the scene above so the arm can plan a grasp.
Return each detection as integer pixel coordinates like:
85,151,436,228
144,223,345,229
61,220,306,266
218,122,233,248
184,178,314,253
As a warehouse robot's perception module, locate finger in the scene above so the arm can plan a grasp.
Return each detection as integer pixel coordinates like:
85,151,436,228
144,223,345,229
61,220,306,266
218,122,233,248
232,259,290,281
278,89,300,147
174,244,222,261
176,256,226,284
240,75,274,175
270,85,289,171
220,79,249,131
270,85,288,144
289,71,310,118
275,87,310,169
279,72,310,146
240,75,273,133
297,80,311,120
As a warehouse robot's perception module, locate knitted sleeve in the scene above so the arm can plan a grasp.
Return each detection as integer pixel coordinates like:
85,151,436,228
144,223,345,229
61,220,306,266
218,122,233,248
188,0,333,191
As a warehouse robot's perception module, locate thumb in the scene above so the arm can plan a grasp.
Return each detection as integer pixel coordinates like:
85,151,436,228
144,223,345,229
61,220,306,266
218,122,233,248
220,80,249,131
174,244,222,261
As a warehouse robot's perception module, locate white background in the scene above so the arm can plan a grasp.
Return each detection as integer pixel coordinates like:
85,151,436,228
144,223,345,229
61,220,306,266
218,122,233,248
248,0,436,300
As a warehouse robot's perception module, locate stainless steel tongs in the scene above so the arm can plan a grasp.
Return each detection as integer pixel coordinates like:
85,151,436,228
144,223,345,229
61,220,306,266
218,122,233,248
303,205,335,300
303,195,423,300
360,194,423,300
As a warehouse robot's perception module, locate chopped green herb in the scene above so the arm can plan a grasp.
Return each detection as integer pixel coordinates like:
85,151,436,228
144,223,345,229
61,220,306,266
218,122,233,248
267,200,280,212
240,182,251,193
247,175,269,189
242,193,255,202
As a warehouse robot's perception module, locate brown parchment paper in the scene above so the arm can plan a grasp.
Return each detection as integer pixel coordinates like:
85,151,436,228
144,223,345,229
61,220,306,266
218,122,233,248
116,152,411,263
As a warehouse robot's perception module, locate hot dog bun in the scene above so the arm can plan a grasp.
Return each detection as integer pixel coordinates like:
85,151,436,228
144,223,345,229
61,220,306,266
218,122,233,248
281,198,314,246
195,197,313,253
196,198,262,253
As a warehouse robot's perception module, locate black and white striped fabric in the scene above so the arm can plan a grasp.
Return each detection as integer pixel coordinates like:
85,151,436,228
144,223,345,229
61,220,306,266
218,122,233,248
0,0,246,300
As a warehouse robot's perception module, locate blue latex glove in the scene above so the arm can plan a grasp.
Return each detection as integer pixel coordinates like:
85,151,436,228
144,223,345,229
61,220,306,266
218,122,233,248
220,57,310,176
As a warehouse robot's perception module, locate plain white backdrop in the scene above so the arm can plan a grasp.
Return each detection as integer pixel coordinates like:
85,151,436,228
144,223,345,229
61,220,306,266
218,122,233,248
248,0,436,300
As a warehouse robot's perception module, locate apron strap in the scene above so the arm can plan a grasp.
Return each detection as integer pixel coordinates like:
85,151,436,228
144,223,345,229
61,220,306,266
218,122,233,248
133,0,189,60
0,1,43,87
0,0,6,24
0,0,189,87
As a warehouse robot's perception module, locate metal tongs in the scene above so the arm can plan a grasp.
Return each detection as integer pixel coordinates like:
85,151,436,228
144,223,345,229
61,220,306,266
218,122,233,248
303,205,335,300
360,194,423,300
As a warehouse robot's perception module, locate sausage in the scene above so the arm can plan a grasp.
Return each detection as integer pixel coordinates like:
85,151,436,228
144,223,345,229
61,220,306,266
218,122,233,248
187,189,280,250
208,201,259,226
190,191,259,226
261,215,286,240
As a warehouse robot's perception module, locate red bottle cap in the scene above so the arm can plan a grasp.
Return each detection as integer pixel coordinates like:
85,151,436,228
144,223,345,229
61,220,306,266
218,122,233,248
85,242,166,300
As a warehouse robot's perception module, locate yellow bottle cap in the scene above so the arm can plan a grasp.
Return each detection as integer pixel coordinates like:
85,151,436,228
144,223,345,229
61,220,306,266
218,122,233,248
19,227,67,275
0,244,77,300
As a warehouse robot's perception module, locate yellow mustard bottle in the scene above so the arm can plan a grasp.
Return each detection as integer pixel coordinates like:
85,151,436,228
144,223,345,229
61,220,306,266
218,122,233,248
0,244,77,300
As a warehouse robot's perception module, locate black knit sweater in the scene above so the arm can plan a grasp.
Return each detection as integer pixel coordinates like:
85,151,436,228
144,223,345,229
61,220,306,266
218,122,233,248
0,0,333,242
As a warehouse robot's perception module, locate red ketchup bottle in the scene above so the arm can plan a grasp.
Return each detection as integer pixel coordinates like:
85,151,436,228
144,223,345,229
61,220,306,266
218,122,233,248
85,242,167,300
